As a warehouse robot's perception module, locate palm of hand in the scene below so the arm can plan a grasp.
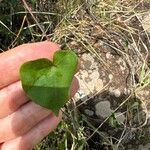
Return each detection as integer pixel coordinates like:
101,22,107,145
0,41,78,150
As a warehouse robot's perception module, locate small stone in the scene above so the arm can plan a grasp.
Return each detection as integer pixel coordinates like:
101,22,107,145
108,74,113,80
106,52,112,59
124,88,128,95
113,89,121,97
84,109,94,116
94,79,103,92
95,101,112,118
74,90,88,102
109,88,121,97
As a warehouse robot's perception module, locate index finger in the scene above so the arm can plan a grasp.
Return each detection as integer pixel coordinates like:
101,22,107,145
0,41,60,89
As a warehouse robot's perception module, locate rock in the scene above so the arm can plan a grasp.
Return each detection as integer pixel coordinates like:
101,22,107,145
95,101,112,118
73,48,149,149
66,3,150,148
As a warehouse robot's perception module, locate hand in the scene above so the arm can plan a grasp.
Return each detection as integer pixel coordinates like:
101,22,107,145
0,41,79,150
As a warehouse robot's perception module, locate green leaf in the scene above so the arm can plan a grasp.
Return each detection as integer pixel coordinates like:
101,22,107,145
20,50,78,115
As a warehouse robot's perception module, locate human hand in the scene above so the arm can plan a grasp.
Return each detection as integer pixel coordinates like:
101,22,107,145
0,41,79,150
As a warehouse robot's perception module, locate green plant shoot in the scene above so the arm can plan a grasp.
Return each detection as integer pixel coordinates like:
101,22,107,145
20,50,78,115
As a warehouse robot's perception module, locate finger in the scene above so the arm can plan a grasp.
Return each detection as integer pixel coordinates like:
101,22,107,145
0,102,51,142
0,81,29,118
0,77,78,118
70,77,79,98
0,41,60,89
0,112,62,150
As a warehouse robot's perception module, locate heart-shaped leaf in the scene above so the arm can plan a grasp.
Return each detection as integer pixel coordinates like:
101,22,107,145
20,50,78,115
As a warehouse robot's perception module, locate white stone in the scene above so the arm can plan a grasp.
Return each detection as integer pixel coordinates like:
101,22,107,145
108,74,113,80
113,89,121,97
109,87,115,94
94,79,103,92
106,52,112,59
95,101,112,118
